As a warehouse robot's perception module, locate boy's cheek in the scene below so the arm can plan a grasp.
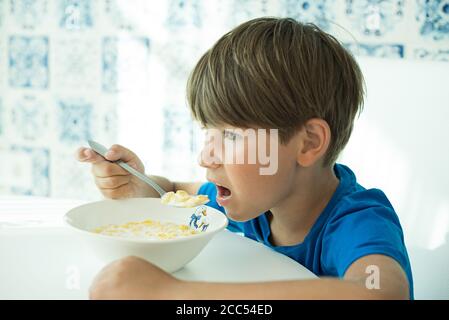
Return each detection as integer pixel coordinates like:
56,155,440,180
227,186,277,219
223,162,289,215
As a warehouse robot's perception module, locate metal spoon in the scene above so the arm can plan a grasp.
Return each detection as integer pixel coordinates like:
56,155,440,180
87,140,209,207
87,140,167,197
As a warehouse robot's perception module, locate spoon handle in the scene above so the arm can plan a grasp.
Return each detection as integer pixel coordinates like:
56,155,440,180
87,140,166,197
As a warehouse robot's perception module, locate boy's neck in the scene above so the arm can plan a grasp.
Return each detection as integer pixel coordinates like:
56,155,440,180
268,164,339,247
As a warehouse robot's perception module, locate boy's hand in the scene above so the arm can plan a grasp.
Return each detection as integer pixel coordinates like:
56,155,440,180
89,256,181,300
76,144,154,199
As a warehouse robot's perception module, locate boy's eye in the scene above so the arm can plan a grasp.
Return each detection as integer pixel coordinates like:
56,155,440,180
223,130,239,141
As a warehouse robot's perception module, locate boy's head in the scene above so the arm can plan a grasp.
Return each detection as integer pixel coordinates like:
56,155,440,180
187,17,365,220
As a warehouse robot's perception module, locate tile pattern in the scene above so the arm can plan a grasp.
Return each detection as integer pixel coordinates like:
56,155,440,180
0,0,447,199
416,0,449,40
8,36,49,89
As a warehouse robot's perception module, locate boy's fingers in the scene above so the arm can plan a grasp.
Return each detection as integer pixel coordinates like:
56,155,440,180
95,175,131,190
104,144,138,163
76,147,105,164
92,160,129,178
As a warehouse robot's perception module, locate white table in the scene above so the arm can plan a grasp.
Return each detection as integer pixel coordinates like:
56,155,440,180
0,196,316,299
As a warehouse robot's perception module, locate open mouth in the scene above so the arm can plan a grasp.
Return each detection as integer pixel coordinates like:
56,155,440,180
216,184,232,206
217,185,231,197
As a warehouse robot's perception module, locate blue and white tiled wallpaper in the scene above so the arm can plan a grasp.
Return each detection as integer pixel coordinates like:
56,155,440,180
0,0,448,200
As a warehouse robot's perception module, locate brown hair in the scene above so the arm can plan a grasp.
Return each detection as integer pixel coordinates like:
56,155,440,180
187,17,365,166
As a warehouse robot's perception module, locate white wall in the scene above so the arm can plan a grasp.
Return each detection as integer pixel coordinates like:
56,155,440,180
339,57,449,298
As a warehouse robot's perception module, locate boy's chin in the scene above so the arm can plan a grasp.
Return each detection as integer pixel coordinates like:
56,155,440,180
223,207,244,222
224,207,261,222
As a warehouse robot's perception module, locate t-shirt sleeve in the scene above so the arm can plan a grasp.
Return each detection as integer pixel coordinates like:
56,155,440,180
321,205,410,279
197,182,244,233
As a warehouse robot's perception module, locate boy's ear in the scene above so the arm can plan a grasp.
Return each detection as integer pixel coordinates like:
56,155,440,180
296,118,331,167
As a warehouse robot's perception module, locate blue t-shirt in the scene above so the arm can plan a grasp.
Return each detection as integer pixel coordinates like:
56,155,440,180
198,163,414,299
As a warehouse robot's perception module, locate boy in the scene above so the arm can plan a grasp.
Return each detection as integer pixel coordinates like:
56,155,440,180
77,17,413,299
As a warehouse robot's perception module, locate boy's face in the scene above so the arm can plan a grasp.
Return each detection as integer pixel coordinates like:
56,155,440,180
199,125,299,221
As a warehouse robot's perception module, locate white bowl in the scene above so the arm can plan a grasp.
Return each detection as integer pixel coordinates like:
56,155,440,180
64,197,228,272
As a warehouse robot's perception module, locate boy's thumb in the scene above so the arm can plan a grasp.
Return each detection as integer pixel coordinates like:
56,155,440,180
104,144,137,163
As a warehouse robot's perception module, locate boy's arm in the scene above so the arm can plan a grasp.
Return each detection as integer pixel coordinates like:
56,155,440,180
90,254,410,300
178,254,410,300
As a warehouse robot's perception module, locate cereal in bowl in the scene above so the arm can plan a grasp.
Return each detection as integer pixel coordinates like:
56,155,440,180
92,219,198,240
